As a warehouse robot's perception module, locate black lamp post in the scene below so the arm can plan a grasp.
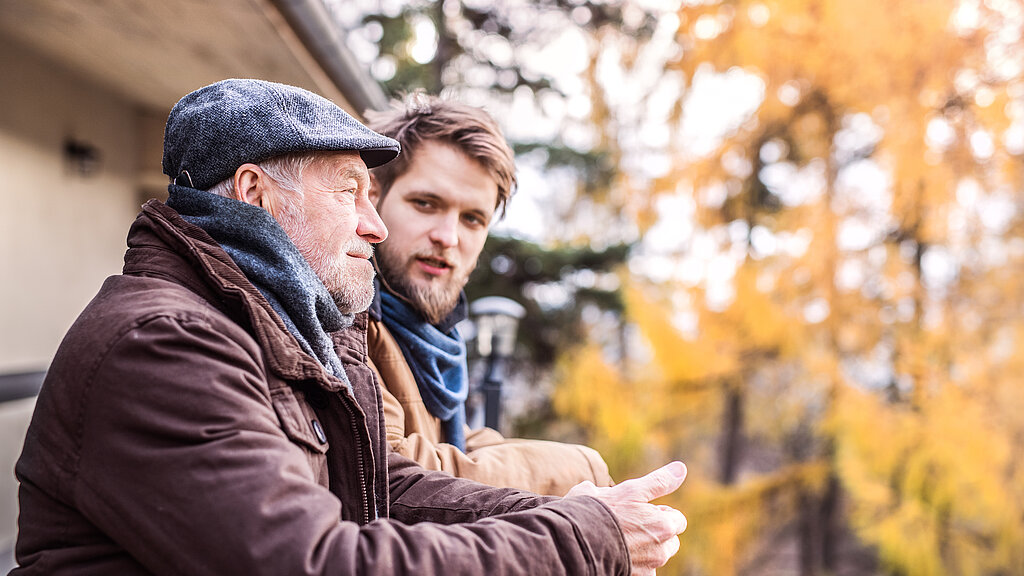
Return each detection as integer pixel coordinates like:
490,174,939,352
469,296,526,432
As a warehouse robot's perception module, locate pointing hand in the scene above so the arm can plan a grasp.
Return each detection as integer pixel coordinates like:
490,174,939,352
567,462,688,575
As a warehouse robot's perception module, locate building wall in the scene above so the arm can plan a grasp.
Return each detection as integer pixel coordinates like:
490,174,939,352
0,34,148,374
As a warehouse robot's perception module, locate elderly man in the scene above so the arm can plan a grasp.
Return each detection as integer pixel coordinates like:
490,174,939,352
13,79,686,576
363,96,613,495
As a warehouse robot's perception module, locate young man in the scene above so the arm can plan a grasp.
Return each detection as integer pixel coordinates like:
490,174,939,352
365,96,613,496
12,79,687,575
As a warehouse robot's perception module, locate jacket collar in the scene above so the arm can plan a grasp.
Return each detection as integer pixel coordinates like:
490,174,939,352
125,199,353,392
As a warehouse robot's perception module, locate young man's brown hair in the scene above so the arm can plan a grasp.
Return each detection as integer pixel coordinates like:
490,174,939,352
364,94,517,217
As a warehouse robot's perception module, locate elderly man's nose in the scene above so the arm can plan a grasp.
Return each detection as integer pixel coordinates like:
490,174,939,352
357,198,388,243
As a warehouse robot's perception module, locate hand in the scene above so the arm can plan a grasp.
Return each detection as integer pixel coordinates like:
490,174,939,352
566,461,688,576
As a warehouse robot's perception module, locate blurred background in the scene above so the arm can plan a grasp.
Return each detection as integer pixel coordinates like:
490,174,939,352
2,0,1023,574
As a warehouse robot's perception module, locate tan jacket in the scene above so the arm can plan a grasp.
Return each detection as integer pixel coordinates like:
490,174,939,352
366,311,613,496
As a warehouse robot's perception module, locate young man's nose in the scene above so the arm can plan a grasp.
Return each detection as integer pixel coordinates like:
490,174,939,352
356,197,388,243
427,213,459,248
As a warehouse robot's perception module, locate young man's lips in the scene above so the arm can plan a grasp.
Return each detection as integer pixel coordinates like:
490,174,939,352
416,257,452,275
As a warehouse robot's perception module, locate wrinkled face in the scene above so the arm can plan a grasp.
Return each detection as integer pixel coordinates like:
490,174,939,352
372,141,498,325
273,151,388,313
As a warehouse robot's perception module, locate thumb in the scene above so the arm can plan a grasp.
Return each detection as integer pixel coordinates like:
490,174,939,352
566,480,600,499
627,461,687,502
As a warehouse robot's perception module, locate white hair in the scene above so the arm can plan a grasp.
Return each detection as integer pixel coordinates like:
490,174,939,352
205,153,321,207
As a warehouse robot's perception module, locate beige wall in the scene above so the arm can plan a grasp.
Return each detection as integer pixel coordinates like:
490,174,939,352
0,35,153,373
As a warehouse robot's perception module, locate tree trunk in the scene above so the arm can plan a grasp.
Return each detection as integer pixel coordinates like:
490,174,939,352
718,384,744,485
798,489,819,576
819,471,840,572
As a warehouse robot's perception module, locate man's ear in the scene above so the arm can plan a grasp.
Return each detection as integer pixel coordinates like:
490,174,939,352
233,163,280,217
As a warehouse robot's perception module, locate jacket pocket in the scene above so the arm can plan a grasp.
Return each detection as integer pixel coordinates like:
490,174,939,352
271,386,331,484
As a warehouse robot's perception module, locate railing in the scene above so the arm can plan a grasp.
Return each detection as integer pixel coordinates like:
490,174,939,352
0,371,44,404
0,371,44,572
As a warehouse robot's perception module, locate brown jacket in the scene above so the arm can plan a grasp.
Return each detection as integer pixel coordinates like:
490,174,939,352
12,199,629,575
367,301,613,496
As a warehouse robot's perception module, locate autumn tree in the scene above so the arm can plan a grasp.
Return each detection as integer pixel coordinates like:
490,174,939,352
341,1,1024,573
554,0,1024,574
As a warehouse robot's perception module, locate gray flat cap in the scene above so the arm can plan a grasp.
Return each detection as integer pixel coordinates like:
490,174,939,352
163,79,400,191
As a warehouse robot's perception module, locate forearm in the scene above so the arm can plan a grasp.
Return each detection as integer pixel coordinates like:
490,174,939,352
386,450,555,523
381,377,613,495
392,428,613,495
357,496,630,576
384,452,628,576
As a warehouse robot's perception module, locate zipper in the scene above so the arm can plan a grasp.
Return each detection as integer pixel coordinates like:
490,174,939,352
342,399,371,525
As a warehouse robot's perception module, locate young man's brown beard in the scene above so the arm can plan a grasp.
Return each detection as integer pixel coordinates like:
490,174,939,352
375,244,470,325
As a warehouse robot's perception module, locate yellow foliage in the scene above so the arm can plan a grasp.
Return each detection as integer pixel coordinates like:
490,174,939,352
833,382,1024,576
546,0,1024,572
672,462,829,576
552,343,672,474
624,283,738,383
718,266,799,354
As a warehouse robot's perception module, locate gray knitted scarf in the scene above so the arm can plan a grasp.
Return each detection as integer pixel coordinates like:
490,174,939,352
166,184,351,387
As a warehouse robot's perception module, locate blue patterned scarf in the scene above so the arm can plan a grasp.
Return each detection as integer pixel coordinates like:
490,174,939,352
380,291,468,450
167,185,351,387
